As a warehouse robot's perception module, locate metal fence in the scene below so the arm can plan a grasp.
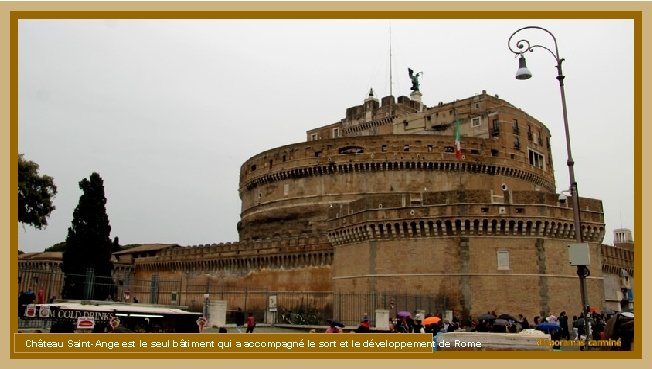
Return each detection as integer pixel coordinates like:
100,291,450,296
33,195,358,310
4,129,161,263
18,269,449,327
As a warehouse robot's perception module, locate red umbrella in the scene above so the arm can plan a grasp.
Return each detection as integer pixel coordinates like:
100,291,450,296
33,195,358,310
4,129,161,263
423,316,441,325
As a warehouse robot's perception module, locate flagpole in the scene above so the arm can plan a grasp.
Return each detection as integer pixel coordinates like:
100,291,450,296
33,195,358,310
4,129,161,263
389,23,393,118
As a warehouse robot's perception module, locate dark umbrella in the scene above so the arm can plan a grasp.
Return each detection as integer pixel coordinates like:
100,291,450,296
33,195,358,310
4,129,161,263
493,319,509,326
326,319,345,328
397,311,411,318
536,323,561,333
477,314,496,321
111,326,133,333
497,314,517,321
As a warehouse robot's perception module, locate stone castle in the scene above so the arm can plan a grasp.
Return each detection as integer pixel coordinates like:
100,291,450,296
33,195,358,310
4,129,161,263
21,87,627,322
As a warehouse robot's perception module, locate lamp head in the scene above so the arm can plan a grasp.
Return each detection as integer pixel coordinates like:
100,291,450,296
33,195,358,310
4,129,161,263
515,55,533,80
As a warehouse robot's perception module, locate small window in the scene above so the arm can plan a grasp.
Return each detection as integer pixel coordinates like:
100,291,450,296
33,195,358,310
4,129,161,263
497,250,510,270
491,149,499,157
427,145,433,152
310,133,318,141
315,151,322,158
382,145,387,152
332,128,340,138
481,207,489,213
250,164,257,171
472,117,481,127
475,103,479,109
515,208,524,214
403,145,410,151
470,149,479,155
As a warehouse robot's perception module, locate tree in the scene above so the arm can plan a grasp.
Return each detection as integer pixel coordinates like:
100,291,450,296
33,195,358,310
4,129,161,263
44,241,66,252
111,236,121,254
61,172,115,300
18,154,57,229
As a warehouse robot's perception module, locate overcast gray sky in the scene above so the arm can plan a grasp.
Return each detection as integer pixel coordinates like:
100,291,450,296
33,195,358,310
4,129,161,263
17,18,634,252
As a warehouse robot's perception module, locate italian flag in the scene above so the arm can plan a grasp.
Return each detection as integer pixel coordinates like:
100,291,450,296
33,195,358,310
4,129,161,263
454,116,462,160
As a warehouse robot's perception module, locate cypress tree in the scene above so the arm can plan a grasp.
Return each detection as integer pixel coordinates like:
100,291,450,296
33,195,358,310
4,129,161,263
61,172,115,300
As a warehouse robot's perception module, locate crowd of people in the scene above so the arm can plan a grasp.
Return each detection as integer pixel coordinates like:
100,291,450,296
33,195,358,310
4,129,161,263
324,308,628,342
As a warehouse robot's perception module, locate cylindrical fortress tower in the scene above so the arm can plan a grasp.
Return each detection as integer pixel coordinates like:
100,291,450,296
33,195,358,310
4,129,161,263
237,90,605,319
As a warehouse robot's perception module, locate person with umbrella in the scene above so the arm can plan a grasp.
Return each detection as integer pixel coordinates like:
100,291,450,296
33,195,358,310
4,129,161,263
326,319,344,333
422,315,441,333
536,316,562,351
396,316,410,333
476,313,495,332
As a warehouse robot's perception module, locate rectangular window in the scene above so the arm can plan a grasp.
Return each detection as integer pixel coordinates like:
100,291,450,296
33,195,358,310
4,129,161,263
528,148,545,170
310,133,318,141
471,117,481,127
332,128,340,138
427,145,433,152
512,119,520,134
381,145,387,152
491,119,500,137
514,136,520,150
497,250,510,270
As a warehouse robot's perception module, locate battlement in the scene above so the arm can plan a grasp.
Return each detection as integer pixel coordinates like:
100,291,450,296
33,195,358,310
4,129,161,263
133,236,333,273
327,190,605,245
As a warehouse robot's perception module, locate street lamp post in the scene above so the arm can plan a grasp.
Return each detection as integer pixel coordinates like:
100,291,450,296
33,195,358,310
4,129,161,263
508,26,591,350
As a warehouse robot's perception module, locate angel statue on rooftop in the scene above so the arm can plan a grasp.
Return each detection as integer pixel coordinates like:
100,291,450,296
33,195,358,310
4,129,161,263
408,68,423,92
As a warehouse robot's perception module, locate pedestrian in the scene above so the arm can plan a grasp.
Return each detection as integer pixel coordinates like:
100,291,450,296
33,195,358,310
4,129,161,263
559,311,570,339
356,315,370,333
413,314,424,333
246,312,256,333
396,316,409,333
326,321,341,333
235,307,245,333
